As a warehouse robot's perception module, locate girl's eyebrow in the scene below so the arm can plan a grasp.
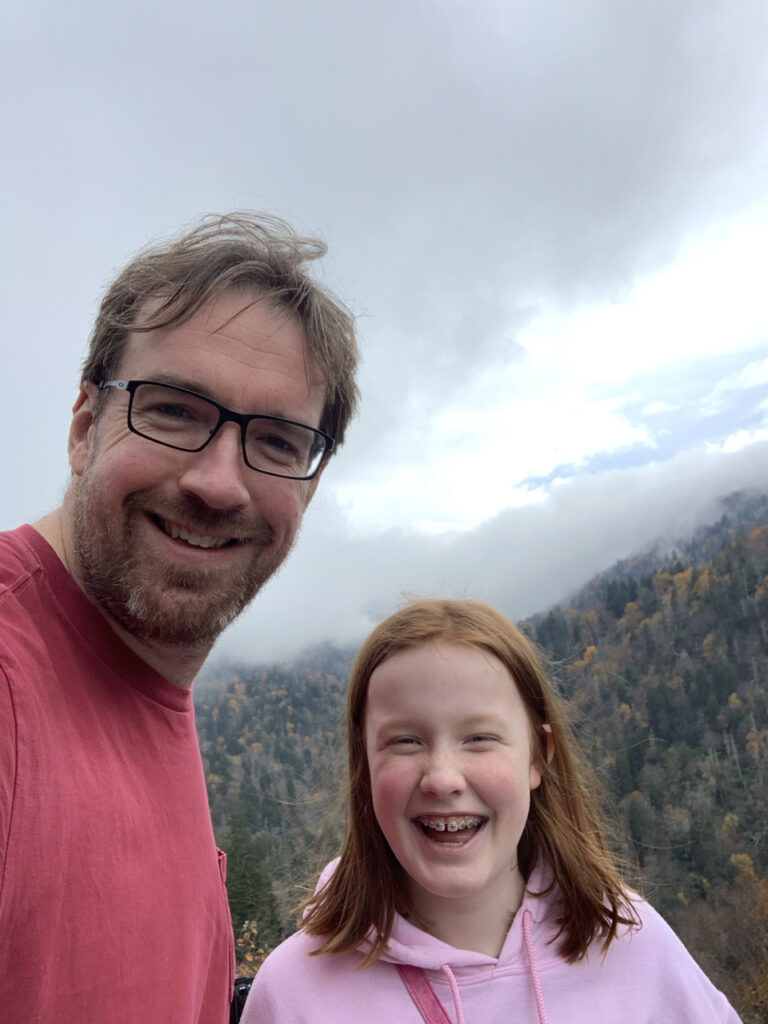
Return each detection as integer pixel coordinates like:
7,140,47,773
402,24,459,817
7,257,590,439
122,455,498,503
461,712,508,726
370,715,418,731
372,712,510,731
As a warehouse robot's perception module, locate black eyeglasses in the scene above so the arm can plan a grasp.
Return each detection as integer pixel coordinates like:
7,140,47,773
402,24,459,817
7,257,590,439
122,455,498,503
97,379,334,480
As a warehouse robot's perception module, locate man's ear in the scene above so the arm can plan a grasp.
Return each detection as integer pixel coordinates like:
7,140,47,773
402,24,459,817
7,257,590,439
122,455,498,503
68,384,97,477
303,459,327,507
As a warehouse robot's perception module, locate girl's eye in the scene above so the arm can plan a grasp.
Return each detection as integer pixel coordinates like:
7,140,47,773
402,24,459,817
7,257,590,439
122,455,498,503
389,736,421,749
466,734,498,746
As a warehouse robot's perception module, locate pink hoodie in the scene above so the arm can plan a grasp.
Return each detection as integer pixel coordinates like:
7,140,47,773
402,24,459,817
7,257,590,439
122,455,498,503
242,862,742,1023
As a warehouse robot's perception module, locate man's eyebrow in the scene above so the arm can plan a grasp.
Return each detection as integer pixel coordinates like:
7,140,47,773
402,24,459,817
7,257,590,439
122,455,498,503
143,372,210,394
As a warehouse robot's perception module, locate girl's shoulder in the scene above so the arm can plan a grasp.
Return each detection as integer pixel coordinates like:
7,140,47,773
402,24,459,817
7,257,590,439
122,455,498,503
242,930,358,1024
598,897,740,1014
616,895,694,952
252,928,329,983
517,894,741,1022
250,925,380,993
243,928,413,1024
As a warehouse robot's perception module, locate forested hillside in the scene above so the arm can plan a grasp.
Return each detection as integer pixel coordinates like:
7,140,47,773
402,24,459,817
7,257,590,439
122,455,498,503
196,491,768,1022
196,648,354,956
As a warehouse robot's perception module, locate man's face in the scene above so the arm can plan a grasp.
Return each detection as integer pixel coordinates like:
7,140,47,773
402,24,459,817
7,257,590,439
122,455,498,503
66,290,327,650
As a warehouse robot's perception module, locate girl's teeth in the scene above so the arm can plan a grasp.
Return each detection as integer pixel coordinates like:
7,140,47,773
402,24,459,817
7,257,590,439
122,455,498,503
418,817,483,831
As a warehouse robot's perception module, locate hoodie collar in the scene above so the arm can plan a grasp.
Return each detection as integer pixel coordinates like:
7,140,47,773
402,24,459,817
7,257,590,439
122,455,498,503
367,861,560,971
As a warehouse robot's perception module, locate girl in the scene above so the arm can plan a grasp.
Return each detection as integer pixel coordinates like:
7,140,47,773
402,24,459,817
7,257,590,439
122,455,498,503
242,599,741,1023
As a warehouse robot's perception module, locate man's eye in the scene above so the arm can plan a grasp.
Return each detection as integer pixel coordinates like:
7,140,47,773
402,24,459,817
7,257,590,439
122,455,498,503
263,434,297,453
139,400,205,427
155,403,195,419
249,426,309,466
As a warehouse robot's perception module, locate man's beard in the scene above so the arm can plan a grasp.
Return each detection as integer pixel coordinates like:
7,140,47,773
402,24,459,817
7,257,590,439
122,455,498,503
71,480,287,650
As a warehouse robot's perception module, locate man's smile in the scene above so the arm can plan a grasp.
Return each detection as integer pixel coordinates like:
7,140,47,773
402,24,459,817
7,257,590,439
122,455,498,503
153,514,243,550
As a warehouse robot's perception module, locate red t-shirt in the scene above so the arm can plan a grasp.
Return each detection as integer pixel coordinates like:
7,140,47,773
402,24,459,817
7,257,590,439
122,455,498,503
0,526,234,1023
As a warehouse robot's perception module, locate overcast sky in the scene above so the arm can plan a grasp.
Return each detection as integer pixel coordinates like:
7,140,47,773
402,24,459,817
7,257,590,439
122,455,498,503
2,0,766,664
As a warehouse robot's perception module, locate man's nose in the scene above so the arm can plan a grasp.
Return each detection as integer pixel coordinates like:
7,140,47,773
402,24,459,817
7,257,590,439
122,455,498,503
177,422,252,511
419,747,467,798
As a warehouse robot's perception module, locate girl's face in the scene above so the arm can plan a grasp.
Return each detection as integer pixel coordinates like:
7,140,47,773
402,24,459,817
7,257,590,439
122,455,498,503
364,640,542,929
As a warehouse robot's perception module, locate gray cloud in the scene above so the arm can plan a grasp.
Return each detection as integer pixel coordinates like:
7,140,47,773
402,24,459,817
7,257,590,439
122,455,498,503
214,438,768,664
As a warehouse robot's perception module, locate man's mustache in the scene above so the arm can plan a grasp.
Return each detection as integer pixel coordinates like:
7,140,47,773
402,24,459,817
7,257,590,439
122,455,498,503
127,491,275,542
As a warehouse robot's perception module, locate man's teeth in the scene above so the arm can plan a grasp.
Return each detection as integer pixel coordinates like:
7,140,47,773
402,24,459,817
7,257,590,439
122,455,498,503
417,816,484,832
164,521,231,549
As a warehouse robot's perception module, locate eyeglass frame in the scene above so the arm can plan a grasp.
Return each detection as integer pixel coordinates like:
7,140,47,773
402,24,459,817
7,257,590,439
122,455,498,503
96,378,335,480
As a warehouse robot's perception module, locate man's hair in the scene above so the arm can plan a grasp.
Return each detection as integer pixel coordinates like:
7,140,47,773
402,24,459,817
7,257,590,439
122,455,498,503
303,599,639,963
80,212,360,445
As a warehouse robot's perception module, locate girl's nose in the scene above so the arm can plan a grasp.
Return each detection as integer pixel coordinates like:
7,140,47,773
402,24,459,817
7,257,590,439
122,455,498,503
419,748,467,797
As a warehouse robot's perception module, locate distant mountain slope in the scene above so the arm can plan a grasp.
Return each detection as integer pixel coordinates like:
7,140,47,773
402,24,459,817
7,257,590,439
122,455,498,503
196,490,768,1020
565,489,768,610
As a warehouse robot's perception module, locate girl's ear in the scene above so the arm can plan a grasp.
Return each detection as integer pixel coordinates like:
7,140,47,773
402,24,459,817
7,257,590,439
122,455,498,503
542,724,555,765
530,723,555,791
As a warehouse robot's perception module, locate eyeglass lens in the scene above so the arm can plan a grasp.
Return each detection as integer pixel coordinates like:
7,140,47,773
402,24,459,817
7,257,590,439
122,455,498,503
129,382,325,477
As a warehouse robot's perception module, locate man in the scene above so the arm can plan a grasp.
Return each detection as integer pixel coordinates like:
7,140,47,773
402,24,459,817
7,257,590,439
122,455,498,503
0,213,359,1023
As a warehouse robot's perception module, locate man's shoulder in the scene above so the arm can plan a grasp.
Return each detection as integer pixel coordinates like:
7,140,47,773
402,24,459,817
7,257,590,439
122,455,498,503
0,526,71,665
0,526,44,599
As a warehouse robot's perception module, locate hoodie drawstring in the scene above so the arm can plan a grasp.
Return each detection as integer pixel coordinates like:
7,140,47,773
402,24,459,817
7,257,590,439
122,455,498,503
440,965,466,1024
398,911,548,1024
439,916,549,1024
522,908,549,1024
